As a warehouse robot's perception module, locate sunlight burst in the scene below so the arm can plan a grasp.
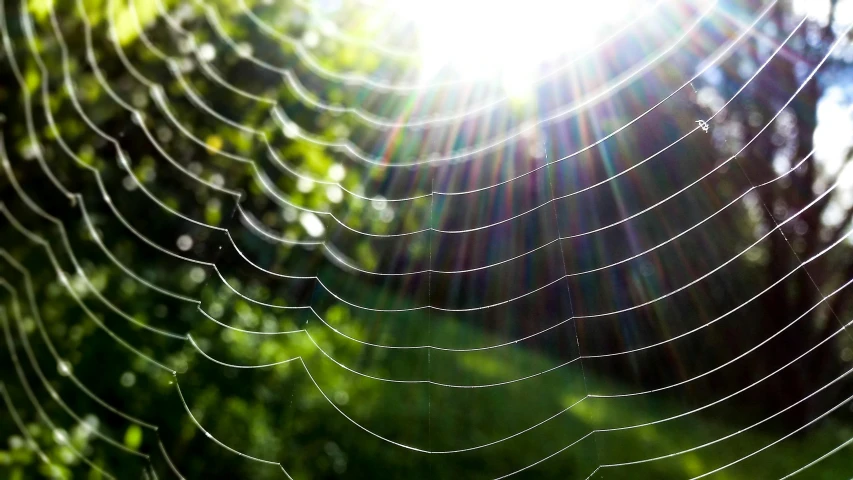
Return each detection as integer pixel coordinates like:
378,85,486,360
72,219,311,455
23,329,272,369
386,0,646,95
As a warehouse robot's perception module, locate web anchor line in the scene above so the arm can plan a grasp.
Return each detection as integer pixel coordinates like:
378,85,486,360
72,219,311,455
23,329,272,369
543,138,601,468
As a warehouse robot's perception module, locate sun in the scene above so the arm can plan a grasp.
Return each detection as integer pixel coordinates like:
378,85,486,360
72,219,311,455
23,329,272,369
384,0,648,96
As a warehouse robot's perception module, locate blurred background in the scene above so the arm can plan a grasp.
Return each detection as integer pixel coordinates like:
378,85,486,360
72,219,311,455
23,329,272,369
1,0,853,478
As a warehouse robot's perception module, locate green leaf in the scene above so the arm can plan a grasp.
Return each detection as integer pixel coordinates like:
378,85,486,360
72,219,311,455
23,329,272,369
123,425,143,450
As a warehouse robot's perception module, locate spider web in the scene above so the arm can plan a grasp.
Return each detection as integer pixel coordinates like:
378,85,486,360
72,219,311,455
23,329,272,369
1,0,853,478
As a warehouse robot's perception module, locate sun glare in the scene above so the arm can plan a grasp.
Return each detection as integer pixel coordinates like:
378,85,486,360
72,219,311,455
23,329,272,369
385,0,645,95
